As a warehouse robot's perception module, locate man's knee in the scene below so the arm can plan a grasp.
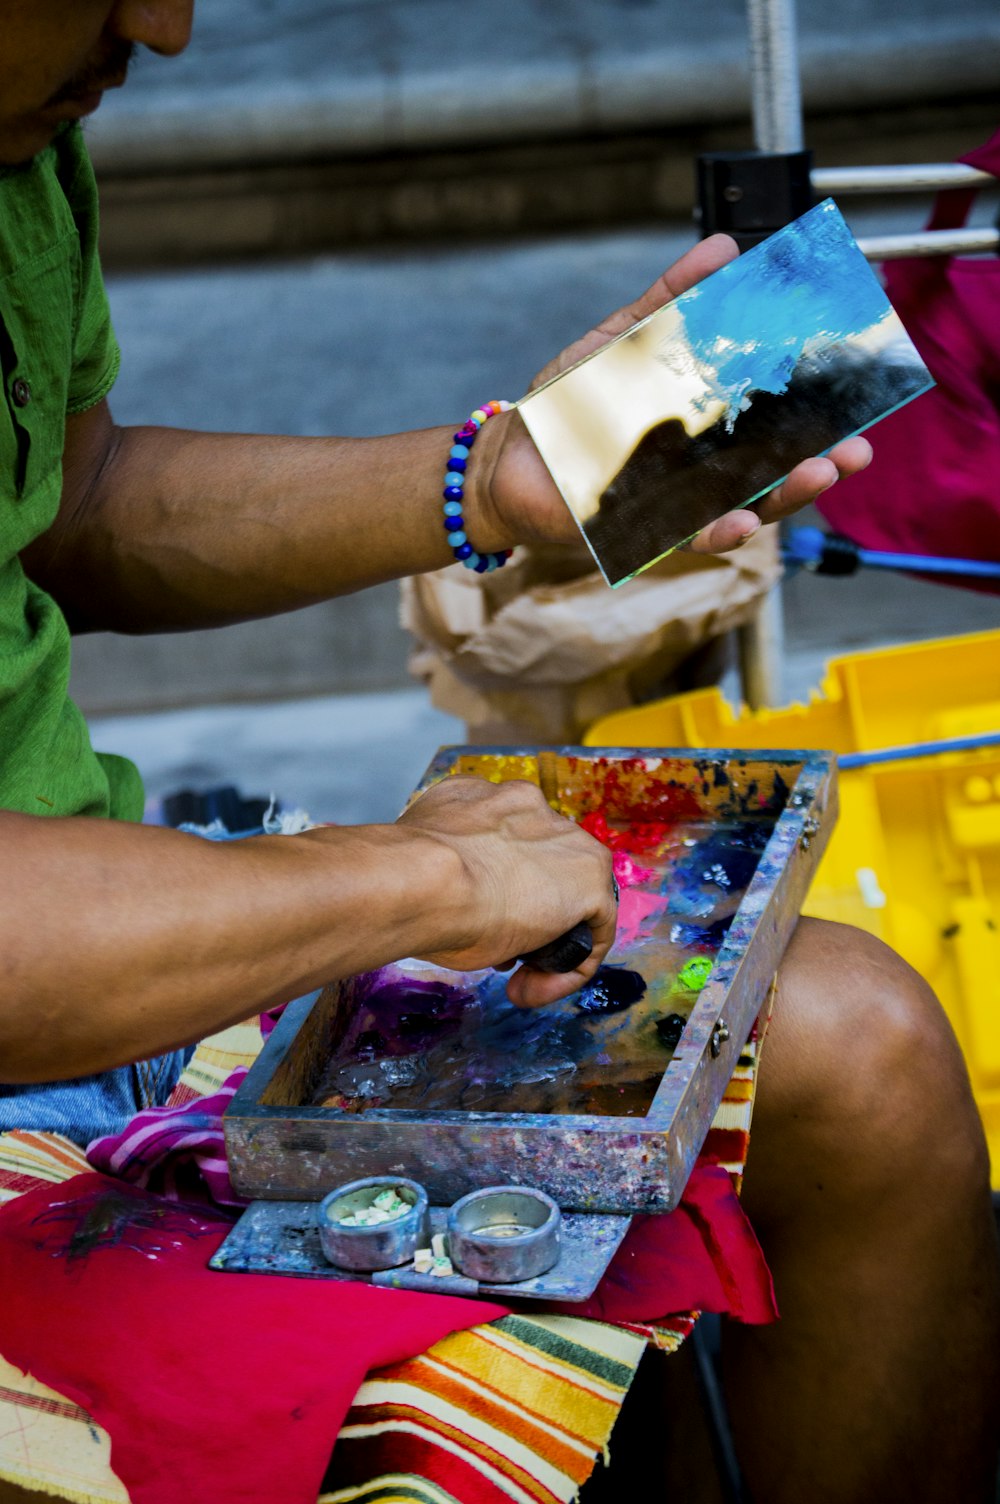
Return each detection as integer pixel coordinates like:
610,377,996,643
753,917,989,1196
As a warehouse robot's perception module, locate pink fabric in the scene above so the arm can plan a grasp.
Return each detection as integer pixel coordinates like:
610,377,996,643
87,1068,251,1208
818,127,1000,590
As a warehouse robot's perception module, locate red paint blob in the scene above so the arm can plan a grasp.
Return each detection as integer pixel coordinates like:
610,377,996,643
580,810,672,854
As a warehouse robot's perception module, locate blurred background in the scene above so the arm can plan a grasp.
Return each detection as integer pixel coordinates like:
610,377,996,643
71,0,1000,822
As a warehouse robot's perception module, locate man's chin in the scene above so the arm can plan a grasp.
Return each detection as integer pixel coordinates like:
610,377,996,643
0,104,100,165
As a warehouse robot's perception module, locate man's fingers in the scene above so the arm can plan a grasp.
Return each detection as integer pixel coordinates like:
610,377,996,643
755,437,873,523
687,509,762,556
687,435,875,554
506,962,595,1010
504,886,618,1009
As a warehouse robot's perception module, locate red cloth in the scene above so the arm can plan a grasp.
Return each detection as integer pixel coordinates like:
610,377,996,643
818,126,1000,590
565,1165,777,1326
0,1168,774,1504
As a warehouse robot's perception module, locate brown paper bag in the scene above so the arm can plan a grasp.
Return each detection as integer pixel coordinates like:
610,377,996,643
401,527,780,744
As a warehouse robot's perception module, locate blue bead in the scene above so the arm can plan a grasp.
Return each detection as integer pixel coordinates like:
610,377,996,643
462,552,481,570
443,486,464,502
474,556,491,573
496,552,508,568
447,530,467,546
444,471,465,488
453,431,476,445
454,542,473,560
485,555,499,572
448,456,467,473
449,445,470,460
443,500,463,516
443,515,465,531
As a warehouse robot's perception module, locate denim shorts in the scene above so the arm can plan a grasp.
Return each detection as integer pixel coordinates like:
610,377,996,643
0,1047,195,1147
0,815,275,1147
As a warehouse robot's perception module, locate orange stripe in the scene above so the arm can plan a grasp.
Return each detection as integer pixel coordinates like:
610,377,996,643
7,1132,87,1173
393,1359,593,1481
421,1329,620,1433
344,1400,562,1502
424,1348,609,1451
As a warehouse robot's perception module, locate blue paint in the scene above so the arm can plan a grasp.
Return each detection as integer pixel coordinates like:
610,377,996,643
575,966,647,1015
677,200,895,426
670,917,733,950
661,822,769,906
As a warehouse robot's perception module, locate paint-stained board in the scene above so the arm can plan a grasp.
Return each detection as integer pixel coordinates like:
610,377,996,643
224,747,835,1215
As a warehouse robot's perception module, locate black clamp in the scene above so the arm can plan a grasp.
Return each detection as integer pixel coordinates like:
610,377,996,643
696,149,815,252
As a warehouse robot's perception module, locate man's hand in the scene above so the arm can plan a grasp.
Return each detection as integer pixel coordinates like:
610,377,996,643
397,776,616,1008
471,233,873,555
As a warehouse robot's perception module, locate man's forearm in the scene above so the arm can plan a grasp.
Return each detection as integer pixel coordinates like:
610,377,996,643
0,811,459,1082
0,777,620,1082
31,407,514,633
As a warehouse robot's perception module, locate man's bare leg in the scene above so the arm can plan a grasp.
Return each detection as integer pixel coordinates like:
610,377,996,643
724,917,1000,1503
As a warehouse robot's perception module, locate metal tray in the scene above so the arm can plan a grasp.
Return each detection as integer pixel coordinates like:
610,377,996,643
224,747,835,1215
210,1199,631,1302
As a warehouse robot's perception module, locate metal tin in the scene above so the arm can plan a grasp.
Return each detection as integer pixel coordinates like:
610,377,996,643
318,1175,429,1272
447,1186,561,1283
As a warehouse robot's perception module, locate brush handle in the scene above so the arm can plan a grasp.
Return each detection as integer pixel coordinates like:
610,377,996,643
512,921,594,974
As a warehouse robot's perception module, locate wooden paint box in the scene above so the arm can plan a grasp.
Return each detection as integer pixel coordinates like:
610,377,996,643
224,747,834,1215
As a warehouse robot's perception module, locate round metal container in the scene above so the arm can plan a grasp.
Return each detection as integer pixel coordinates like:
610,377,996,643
447,1186,561,1283
318,1176,429,1272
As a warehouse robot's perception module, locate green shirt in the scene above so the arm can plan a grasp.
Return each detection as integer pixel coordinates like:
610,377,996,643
0,124,142,821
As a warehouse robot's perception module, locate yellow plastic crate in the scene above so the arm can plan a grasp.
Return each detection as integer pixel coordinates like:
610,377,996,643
584,628,1000,1184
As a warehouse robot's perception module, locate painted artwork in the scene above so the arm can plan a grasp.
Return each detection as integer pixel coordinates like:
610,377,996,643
517,199,935,587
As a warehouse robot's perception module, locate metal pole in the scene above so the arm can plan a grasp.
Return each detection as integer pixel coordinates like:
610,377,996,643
747,0,804,155
737,0,806,708
813,163,995,195
858,226,1000,260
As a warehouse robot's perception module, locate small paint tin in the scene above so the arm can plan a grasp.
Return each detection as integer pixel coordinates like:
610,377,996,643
318,1176,429,1272
447,1186,561,1283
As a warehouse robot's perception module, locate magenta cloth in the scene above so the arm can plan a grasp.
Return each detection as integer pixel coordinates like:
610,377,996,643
818,127,1000,589
0,1161,774,1504
87,1067,251,1208
0,1174,506,1504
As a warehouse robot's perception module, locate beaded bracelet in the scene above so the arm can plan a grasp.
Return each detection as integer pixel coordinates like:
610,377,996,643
442,400,514,573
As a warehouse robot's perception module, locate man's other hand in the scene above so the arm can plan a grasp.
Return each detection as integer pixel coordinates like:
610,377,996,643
473,234,873,556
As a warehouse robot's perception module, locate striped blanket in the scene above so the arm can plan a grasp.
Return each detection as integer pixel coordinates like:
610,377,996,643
0,1008,765,1504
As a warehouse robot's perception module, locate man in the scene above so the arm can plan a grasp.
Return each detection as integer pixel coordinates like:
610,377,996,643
0,4,997,1501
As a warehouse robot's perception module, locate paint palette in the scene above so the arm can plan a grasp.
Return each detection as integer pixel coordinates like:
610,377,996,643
224,748,835,1216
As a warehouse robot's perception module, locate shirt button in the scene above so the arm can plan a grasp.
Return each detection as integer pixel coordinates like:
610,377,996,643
11,378,31,408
